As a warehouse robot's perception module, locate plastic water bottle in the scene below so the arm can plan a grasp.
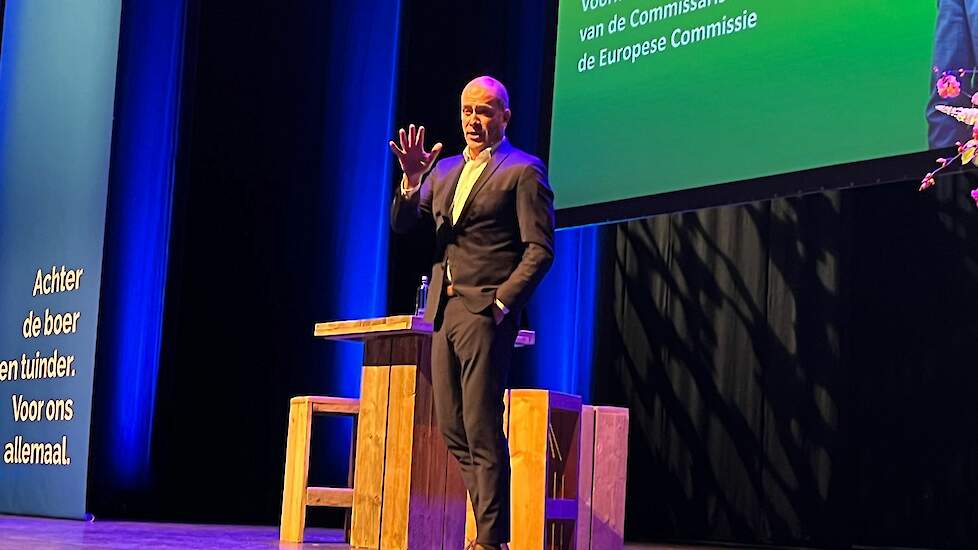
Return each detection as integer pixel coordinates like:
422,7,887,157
415,275,429,317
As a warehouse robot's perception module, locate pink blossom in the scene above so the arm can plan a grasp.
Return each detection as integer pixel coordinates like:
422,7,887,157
971,187,978,207
938,74,962,99
971,92,978,105
920,173,936,191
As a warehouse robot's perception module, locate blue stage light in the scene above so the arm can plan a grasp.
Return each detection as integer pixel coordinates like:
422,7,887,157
316,0,402,477
99,0,187,487
525,227,599,402
321,0,401,396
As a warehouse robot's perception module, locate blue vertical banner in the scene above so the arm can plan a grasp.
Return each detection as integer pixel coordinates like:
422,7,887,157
0,0,121,518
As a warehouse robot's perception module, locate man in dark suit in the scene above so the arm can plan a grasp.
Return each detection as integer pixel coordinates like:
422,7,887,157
928,0,978,148
389,76,555,550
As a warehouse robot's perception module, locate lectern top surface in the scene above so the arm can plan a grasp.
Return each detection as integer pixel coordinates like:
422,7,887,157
313,314,535,347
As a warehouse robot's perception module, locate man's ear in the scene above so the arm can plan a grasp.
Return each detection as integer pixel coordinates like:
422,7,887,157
503,108,512,125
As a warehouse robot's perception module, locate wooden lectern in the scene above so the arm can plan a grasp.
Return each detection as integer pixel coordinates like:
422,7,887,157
282,315,629,549
308,314,534,550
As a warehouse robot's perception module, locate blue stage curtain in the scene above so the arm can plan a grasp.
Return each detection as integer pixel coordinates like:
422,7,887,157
95,0,187,488
522,227,600,402
318,0,401,395
313,0,402,475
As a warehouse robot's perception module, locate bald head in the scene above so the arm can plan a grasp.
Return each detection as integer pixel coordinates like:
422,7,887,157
460,76,511,154
463,76,510,110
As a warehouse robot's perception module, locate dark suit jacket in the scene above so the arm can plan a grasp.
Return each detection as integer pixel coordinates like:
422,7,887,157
928,0,978,148
391,138,555,322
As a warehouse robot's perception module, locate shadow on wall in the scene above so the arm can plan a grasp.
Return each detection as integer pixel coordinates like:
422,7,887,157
593,176,978,548
599,190,848,547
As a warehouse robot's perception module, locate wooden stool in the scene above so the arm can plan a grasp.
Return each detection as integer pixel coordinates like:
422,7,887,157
280,395,360,543
466,390,583,550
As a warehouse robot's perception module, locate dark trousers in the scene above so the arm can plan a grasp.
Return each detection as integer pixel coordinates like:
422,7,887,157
432,295,518,545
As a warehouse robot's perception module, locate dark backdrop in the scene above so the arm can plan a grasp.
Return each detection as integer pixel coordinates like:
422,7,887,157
86,1,978,548
91,0,345,524
590,178,978,549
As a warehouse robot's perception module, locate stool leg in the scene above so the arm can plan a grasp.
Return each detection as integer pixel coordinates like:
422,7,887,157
344,416,358,543
280,399,313,542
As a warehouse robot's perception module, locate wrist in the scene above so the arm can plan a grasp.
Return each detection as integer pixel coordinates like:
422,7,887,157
404,172,422,189
400,174,421,199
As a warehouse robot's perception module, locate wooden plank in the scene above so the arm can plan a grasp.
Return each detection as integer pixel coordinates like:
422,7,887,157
380,365,418,549
577,406,596,550
306,487,355,508
405,338,450,550
509,390,550,550
314,315,429,340
545,498,578,521
504,389,511,438
382,355,453,549
548,391,582,413
422,404,453,550
346,415,359,541
390,334,423,365
280,399,313,542
313,315,535,348
589,407,629,550
465,492,476,546
294,396,360,416
363,336,394,367
351,366,392,549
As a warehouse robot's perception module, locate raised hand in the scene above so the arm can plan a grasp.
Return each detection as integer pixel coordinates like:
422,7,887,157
389,124,443,186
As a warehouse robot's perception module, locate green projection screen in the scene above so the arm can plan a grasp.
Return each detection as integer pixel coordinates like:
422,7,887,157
550,0,937,220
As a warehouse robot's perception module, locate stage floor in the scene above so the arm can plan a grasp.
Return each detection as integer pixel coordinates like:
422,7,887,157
0,514,741,550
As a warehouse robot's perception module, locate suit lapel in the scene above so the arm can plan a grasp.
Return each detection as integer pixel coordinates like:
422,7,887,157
454,139,512,226
440,157,466,223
